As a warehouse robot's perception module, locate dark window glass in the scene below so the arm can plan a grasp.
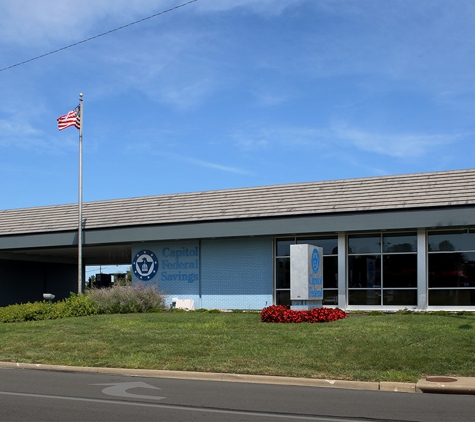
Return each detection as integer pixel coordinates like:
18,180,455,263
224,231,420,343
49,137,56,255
348,255,381,288
348,235,381,254
383,255,417,288
429,289,475,306
323,290,338,305
275,258,290,289
276,239,294,256
428,231,475,252
348,289,381,305
383,234,417,253
428,252,475,288
276,290,290,306
297,237,338,255
323,256,338,289
383,289,417,306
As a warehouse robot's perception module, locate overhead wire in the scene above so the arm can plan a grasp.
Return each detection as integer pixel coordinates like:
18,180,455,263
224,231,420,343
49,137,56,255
0,0,198,73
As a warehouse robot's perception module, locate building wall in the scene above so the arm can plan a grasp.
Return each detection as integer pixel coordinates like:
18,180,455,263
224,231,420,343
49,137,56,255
200,237,273,310
131,237,273,310
131,240,200,305
0,259,77,307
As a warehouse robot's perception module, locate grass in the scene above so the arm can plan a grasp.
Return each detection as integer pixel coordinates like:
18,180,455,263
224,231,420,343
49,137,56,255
0,312,474,383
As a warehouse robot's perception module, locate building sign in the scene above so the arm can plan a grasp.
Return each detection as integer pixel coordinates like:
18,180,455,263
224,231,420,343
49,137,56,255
290,244,323,310
131,242,200,292
159,245,199,283
309,247,323,299
133,250,158,281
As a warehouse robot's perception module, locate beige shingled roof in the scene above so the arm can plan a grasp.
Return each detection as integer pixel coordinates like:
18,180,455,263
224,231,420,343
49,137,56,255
1,168,475,236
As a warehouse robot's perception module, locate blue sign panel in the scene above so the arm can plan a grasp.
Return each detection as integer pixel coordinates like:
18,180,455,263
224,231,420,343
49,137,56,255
133,250,158,281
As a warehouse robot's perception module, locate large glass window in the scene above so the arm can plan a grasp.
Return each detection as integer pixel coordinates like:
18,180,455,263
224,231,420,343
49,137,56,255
428,230,475,306
348,233,417,306
275,236,338,306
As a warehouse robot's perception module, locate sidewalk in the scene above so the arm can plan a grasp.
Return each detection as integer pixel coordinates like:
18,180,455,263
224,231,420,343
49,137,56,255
1,362,474,395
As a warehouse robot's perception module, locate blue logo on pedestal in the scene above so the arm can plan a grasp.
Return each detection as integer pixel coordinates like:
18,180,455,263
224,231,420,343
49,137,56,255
133,250,158,280
311,248,320,274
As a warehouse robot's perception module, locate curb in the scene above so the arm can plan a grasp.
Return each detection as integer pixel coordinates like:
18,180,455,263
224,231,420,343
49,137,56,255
416,376,475,395
0,361,414,393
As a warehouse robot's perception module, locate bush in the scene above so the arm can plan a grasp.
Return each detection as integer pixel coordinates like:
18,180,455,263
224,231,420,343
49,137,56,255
86,284,166,314
0,284,166,323
0,293,100,323
260,305,347,323
62,293,99,317
0,301,54,323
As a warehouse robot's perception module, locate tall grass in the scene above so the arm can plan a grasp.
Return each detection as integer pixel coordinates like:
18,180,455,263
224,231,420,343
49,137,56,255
86,284,165,314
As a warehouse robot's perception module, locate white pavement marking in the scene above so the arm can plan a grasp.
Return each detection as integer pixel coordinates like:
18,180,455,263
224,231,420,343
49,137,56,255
92,381,165,400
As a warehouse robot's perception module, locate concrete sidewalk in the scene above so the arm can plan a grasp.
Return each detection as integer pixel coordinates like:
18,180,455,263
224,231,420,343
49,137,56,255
1,362,474,395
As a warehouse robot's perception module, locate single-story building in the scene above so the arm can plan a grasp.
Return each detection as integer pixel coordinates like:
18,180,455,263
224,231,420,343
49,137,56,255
1,168,474,311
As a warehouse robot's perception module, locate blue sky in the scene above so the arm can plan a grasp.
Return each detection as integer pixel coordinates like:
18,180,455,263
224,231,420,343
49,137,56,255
1,0,475,212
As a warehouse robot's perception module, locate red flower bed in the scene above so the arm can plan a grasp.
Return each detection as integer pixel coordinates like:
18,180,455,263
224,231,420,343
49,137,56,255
260,305,347,323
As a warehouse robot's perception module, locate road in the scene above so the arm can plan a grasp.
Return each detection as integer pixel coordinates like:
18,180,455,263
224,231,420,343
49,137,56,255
0,367,473,421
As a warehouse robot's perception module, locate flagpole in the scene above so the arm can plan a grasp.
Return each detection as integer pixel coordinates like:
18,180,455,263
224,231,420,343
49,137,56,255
78,93,83,294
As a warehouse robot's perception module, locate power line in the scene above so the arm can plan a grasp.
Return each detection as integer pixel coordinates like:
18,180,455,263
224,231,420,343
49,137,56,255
0,0,198,73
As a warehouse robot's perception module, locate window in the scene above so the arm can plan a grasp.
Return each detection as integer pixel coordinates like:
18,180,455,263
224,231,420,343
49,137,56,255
348,233,417,306
275,236,338,306
428,230,475,306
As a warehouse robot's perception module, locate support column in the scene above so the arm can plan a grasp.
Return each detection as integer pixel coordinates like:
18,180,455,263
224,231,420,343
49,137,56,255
337,232,347,309
417,228,428,311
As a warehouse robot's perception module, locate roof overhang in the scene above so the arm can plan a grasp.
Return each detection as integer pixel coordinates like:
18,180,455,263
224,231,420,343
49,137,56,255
1,205,474,265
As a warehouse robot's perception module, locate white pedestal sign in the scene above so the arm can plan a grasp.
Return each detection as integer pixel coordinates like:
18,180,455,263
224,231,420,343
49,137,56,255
290,244,323,310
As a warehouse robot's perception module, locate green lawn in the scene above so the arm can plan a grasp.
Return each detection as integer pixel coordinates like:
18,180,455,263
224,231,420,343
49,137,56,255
1,312,474,383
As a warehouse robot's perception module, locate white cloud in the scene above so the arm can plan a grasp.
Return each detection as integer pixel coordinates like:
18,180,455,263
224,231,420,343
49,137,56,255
0,117,76,153
0,0,299,49
231,123,330,151
0,1,185,46
181,156,252,175
195,0,303,15
332,124,464,158
230,119,467,162
251,89,296,107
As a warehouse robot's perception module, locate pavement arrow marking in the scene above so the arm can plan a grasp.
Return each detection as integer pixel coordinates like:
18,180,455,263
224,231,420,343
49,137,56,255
92,381,166,401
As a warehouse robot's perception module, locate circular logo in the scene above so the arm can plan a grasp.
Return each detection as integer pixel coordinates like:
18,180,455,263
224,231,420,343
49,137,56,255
133,250,158,280
311,248,320,274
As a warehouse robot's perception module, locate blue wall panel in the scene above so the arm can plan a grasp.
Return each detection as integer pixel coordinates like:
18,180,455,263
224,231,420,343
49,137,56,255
132,237,273,310
200,237,273,310
131,241,200,307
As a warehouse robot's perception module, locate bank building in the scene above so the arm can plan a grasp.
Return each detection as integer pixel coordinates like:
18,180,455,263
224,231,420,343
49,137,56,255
1,168,474,311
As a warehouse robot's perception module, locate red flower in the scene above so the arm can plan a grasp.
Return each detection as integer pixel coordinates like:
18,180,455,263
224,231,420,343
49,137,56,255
260,305,347,323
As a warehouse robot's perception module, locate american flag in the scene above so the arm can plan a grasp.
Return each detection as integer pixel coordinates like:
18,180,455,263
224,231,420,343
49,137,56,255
57,105,80,130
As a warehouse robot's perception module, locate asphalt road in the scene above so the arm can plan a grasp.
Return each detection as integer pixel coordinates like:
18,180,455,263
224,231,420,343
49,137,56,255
0,367,473,421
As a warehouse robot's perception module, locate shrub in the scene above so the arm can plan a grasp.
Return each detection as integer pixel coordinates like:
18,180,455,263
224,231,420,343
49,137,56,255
0,301,53,323
260,305,347,323
62,293,99,317
0,285,165,323
86,284,166,314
